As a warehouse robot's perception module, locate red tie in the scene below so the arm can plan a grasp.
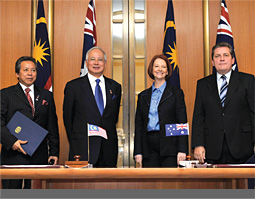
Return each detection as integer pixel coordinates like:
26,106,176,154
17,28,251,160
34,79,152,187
25,88,34,116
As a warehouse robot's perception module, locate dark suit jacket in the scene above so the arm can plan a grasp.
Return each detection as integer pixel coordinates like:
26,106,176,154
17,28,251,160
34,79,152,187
1,83,59,165
134,82,188,158
63,75,121,167
192,71,255,160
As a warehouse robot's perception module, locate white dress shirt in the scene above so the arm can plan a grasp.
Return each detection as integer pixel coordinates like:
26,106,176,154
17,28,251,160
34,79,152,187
87,73,106,108
19,83,35,109
216,70,232,97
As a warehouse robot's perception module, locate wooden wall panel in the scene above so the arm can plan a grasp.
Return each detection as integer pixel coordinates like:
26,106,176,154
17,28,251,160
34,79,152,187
0,1,31,89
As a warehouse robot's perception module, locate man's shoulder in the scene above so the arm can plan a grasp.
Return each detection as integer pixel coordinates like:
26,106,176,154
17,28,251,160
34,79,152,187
0,84,18,93
66,76,87,86
197,74,214,84
234,71,254,79
104,76,121,87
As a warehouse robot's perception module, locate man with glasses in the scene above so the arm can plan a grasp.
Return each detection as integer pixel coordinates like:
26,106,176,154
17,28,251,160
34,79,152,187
63,47,121,167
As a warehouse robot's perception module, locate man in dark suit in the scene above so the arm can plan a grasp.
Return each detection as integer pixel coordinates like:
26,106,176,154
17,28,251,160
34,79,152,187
63,47,121,167
1,56,59,189
192,42,254,164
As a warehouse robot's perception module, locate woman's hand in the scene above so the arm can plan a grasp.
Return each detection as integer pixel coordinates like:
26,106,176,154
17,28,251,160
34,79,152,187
135,154,143,168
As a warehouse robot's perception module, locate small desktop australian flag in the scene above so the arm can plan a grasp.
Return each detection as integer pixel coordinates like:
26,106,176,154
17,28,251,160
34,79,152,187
165,123,189,136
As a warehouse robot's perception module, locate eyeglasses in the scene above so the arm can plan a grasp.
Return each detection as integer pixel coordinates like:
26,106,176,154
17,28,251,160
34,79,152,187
88,57,105,63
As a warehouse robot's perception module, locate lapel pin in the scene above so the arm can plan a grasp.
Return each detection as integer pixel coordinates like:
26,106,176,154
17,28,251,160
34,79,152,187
109,90,112,94
36,95,40,101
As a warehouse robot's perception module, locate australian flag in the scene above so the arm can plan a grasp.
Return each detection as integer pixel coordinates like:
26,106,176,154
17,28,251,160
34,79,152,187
33,0,52,91
213,0,238,73
165,123,189,136
163,0,180,88
80,0,97,77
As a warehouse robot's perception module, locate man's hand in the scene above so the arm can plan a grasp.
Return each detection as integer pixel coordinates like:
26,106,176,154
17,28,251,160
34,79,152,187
48,156,58,165
11,140,28,155
177,152,186,165
135,154,142,168
194,146,206,163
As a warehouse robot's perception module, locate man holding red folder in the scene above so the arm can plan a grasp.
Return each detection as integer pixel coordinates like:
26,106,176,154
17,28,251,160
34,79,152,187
0,56,59,189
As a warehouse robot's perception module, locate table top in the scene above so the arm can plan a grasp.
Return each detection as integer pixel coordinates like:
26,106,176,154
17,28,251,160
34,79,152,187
1,166,255,179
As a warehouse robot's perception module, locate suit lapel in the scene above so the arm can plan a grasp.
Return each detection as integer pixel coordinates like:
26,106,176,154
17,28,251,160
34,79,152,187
159,83,173,106
104,76,116,115
224,71,239,108
207,73,222,109
142,87,152,107
34,86,42,112
14,84,30,107
81,75,102,116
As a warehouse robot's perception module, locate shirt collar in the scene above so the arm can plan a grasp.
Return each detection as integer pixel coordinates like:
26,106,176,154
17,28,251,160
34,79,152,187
217,70,232,82
19,83,34,93
88,73,104,84
152,81,166,93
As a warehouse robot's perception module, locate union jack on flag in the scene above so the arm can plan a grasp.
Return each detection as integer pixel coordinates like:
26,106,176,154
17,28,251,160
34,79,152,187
80,0,97,77
165,123,189,137
87,124,108,139
213,0,238,73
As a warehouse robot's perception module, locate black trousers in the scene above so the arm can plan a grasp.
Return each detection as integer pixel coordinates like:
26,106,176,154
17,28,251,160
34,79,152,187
207,135,250,164
142,131,177,168
2,179,31,189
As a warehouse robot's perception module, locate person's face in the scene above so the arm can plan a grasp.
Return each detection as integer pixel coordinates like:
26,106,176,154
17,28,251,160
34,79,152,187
212,47,234,75
16,61,37,87
152,58,168,81
86,49,106,78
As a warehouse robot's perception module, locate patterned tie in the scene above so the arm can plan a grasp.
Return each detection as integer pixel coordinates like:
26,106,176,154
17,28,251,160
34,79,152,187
25,88,35,116
220,75,228,107
95,79,104,115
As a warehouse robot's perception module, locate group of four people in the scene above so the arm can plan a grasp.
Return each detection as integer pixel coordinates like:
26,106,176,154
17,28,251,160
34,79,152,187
1,42,254,188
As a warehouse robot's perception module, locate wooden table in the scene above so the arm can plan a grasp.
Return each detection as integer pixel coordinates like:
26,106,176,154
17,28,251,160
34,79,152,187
1,167,254,189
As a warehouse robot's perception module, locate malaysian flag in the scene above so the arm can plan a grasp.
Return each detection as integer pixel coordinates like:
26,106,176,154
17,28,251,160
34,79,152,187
213,0,238,73
165,123,189,136
33,0,52,91
80,0,97,77
88,124,108,139
163,0,180,88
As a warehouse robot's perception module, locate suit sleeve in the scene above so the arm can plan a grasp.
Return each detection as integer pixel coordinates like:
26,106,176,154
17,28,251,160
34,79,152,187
47,92,59,157
247,75,255,144
134,94,144,156
0,89,18,150
191,80,205,149
175,89,188,153
63,82,74,142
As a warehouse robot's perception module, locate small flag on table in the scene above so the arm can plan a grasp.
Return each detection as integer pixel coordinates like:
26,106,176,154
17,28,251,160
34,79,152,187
88,124,107,139
165,123,189,136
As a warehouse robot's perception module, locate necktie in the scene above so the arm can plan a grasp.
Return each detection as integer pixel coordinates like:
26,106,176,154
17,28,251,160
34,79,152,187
95,79,104,115
220,75,228,107
25,88,35,116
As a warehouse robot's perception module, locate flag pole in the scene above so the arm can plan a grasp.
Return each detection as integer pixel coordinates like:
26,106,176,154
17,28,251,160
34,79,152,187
87,123,90,164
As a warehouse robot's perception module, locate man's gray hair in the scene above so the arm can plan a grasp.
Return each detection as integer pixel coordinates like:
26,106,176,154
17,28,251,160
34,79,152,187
85,46,107,61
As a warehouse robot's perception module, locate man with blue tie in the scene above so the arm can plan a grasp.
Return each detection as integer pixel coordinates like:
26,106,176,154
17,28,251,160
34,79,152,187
192,42,254,164
63,47,121,167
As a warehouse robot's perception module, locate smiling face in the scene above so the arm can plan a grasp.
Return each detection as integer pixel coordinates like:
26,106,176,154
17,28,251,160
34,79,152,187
86,48,106,78
212,46,234,75
16,60,37,87
152,58,168,81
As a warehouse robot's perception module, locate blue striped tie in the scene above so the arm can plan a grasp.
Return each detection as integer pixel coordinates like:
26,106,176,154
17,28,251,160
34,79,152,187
220,75,228,107
95,79,104,115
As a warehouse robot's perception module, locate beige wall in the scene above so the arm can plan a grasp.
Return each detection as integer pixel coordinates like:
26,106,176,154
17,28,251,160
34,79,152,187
1,0,254,164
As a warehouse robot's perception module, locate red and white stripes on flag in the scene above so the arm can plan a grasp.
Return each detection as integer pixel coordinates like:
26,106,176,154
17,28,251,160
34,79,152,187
80,0,97,77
